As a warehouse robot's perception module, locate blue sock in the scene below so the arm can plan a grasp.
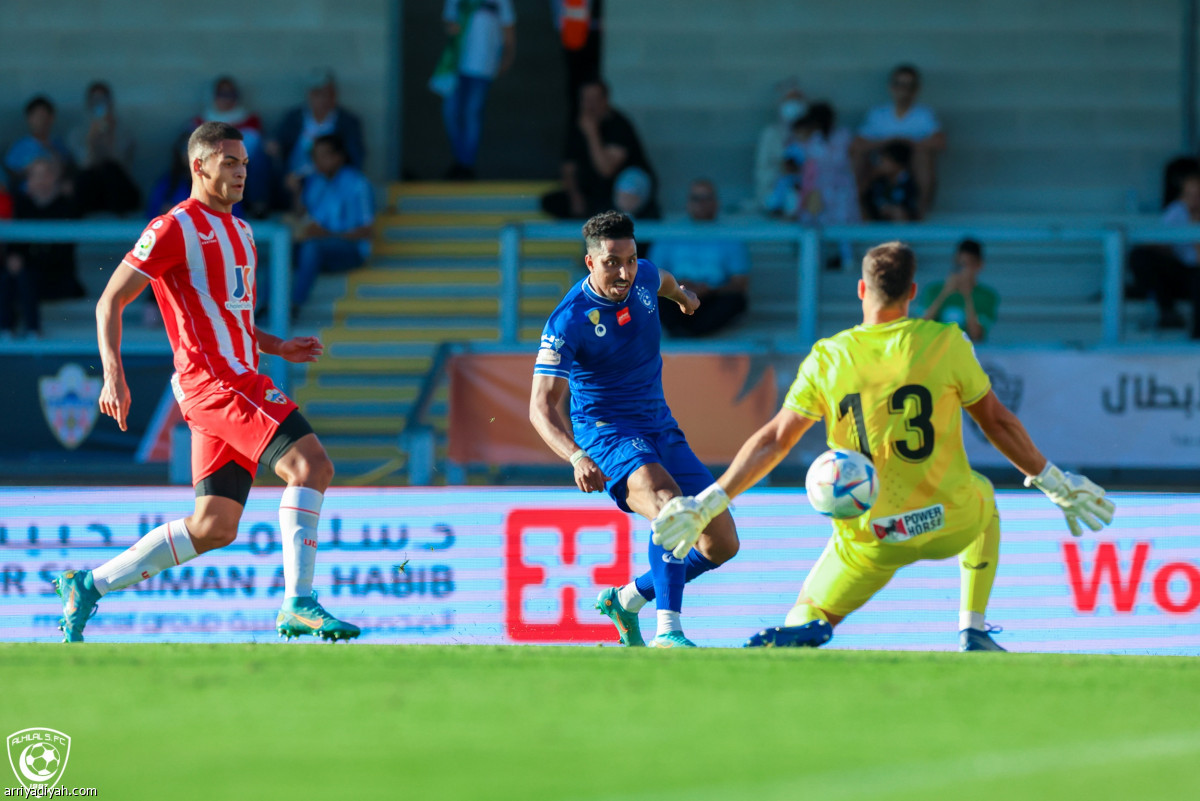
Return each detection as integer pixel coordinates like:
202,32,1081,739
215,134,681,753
648,541,686,612
634,549,720,602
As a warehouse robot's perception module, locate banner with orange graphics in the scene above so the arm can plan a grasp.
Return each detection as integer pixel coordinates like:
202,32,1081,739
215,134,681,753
447,353,777,465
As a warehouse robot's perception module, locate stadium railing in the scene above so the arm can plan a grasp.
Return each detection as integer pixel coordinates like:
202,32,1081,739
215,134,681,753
499,219,1200,348
0,220,294,392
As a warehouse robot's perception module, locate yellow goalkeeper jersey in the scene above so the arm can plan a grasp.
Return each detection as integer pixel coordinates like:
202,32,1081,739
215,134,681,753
784,317,992,545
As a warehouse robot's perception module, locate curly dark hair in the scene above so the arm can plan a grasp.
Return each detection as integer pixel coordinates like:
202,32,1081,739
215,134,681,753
862,241,917,304
581,210,635,251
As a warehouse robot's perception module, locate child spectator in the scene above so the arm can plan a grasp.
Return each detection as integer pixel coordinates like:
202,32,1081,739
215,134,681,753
863,141,919,221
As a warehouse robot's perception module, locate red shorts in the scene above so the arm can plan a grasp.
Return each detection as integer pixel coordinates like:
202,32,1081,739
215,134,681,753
179,372,299,483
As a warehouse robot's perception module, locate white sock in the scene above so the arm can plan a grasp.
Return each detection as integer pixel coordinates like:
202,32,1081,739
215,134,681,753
92,519,197,596
280,486,323,598
960,610,986,631
617,582,647,613
656,609,682,636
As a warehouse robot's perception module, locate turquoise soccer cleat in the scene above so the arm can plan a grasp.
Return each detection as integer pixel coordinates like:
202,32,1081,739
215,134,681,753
648,631,697,648
594,587,645,647
276,595,361,642
960,624,1007,652
744,620,833,648
54,569,101,643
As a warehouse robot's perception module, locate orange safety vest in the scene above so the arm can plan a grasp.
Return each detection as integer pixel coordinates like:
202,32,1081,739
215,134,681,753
561,0,591,51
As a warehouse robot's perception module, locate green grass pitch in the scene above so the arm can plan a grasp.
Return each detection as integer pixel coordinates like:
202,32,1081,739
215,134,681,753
1,644,1197,800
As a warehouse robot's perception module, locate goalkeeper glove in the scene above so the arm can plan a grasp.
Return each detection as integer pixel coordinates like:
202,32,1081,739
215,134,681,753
1025,462,1115,537
651,483,730,560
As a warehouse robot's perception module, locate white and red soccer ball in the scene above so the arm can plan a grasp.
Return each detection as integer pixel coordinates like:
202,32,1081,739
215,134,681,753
805,449,879,518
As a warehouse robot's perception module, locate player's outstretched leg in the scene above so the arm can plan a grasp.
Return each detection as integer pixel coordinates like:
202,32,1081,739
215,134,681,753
595,586,645,646
53,569,101,643
959,506,1004,652
745,604,834,648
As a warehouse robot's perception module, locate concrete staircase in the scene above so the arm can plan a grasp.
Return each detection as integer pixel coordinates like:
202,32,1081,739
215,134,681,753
293,181,578,485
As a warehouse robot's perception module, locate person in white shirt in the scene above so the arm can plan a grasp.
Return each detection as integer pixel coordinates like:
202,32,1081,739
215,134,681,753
441,0,516,179
851,64,946,218
754,83,807,213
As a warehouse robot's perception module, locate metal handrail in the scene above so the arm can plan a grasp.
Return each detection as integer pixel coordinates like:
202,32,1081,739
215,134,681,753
499,219,1200,349
0,219,294,392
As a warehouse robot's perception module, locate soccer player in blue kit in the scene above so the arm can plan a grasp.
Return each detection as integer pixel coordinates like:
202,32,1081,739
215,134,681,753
529,211,740,647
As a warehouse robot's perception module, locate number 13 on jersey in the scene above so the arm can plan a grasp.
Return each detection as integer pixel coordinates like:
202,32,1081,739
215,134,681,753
838,384,935,463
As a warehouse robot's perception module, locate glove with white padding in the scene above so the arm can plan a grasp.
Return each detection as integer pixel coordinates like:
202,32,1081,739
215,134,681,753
1025,462,1115,537
651,484,730,560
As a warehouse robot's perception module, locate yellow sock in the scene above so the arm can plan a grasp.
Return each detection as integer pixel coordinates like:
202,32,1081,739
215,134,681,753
784,602,830,628
959,511,1000,628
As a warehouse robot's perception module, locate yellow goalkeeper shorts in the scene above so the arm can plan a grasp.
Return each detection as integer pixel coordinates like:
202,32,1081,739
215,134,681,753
801,471,997,618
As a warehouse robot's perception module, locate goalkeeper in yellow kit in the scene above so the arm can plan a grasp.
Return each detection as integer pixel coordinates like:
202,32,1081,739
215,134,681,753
651,241,1115,651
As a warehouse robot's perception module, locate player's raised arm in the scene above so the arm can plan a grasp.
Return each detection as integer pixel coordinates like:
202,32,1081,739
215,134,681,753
657,267,699,315
529,373,608,493
966,389,1114,536
96,262,150,432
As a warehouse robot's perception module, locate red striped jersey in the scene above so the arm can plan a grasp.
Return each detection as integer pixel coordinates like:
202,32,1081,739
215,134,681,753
122,199,259,399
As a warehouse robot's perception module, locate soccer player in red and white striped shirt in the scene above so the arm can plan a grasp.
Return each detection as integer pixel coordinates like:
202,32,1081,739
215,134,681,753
54,122,360,642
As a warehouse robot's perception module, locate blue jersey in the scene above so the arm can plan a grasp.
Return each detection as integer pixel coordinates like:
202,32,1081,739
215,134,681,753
534,259,675,433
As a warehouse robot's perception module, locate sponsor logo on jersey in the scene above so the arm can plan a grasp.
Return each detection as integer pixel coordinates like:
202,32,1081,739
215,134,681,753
636,286,654,311
617,307,631,326
536,348,561,365
225,265,254,312
37,364,100,450
871,504,945,543
587,309,601,325
594,324,607,337
150,220,164,230
133,230,156,261
265,388,288,405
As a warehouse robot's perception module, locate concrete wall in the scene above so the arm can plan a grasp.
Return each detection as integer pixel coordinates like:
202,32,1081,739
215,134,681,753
605,0,1187,215
0,0,393,198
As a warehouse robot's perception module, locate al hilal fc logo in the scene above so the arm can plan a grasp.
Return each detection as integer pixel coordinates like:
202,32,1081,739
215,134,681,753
7,728,71,790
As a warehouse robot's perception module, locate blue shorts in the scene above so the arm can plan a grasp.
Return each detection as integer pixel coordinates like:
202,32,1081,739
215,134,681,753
573,422,714,513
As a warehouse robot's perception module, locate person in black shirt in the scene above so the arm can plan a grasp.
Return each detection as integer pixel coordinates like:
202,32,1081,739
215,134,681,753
542,79,656,219
1,158,83,338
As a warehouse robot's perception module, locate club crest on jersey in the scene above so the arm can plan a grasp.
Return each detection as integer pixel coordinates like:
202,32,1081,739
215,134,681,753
225,265,254,312
540,334,565,352
587,309,601,325
38,363,101,450
871,504,945,543
133,230,156,261
636,286,654,311
264,388,288,405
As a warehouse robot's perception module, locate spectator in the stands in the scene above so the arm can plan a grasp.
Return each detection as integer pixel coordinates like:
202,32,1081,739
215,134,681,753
1127,170,1200,337
145,132,192,218
920,238,998,343
852,64,945,218
863,140,919,221
755,82,807,213
273,68,366,209
554,0,604,120
4,96,74,186
439,0,516,179
0,179,22,341
269,134,374,319
650,179,749,338
191,76,270,216
2,158,84,339
69,81,140,215
794,102,859,227
541,79,655,219
612,166,659,220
